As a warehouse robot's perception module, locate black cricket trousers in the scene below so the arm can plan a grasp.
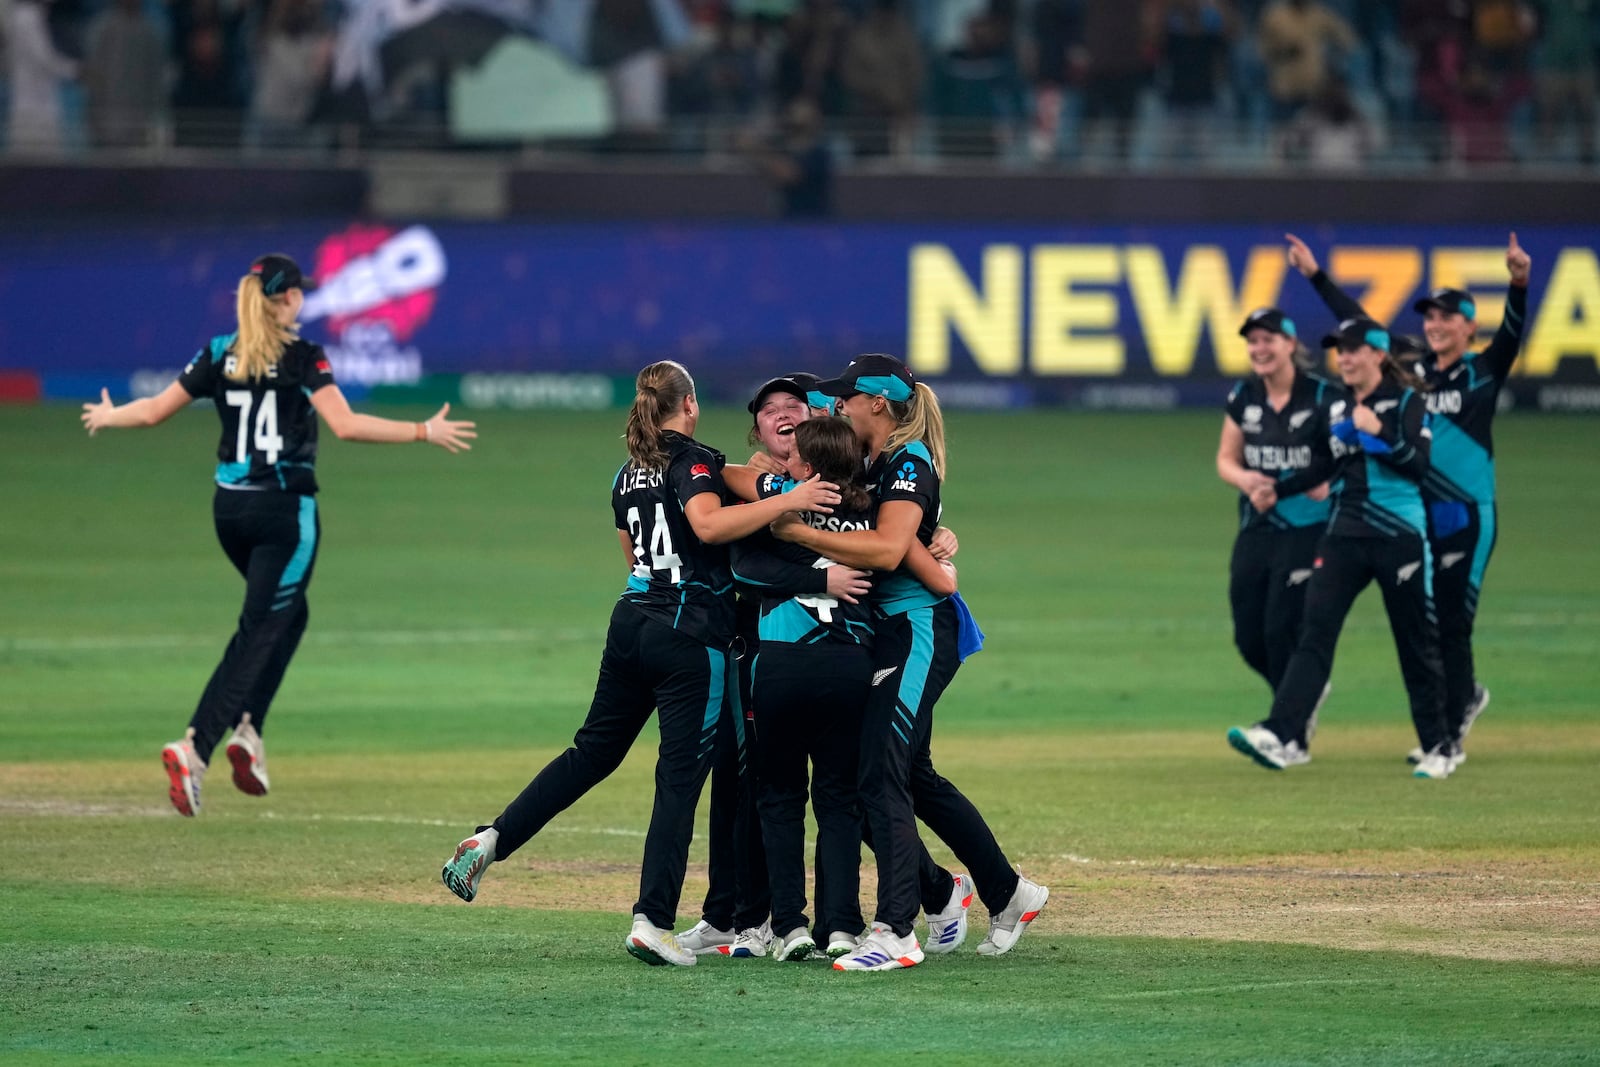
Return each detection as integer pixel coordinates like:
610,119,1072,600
1265,533,1449,752
490,601,725,931
188,488,318,763
699,640,771,933
859,600,1019,939
1229,525,1323,691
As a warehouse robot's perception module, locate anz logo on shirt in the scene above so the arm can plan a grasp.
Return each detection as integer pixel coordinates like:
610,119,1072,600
890,462,919,493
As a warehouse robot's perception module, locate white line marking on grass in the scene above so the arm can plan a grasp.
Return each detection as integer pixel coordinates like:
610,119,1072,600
0,627,603,654
0,798,645,836
1098,978,1389,1000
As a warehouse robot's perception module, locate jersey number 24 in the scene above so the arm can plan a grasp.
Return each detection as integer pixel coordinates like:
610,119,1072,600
626,503,683,584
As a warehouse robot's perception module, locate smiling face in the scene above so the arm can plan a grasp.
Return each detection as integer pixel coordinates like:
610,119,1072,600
754,391,810,460
1422,307,1474,360
1245,327,1296,380
1335,343,1385,392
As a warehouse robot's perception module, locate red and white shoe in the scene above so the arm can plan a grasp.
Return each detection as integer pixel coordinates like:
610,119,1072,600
977,876,1049,956
160,734,206,817
224,714,270,796
924,871,975,954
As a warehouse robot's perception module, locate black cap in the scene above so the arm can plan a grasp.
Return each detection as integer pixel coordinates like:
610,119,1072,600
747,374,817,415
1320,317,1391,352
1413,287,1476,319
814,353,917,402
249,254,312,296
1238,306,1298,340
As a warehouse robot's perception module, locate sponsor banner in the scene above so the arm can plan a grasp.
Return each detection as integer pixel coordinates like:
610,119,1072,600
5,221,1598,408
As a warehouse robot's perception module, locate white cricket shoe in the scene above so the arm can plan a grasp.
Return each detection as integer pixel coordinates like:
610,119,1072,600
1412,745,1456,779
1281,740,1311,767
977,876,1050,957
717,920,773,958
772,928,816,962
161,733,206,817
832,923,923,971
923,872,975,954
1461,685,1491,736
674,920,735,955
1228,724,1288,770
824,931,861,958
441,827,498,903
224,714,269,796
625,914,695,967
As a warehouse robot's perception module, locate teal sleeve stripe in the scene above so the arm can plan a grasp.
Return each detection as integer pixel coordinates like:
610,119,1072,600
277,496,319,592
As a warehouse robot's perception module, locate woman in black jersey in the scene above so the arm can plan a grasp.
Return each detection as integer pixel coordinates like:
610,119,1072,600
729,416,957,962
777,354,1048,971
1227,318,1455,778
1286,232,1533,761
81,254,476,818
1217,308,1341,725
439,360,840,967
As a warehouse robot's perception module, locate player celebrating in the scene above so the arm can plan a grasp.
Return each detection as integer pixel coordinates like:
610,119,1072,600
1286,232,1533,762
439,360,840,967
80,253,476,816
1228,319,1455,777
1217,307,1342,719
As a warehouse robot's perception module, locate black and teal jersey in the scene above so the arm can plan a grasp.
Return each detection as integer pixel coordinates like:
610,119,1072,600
177,334,336,494
732,473,874,647
867,441,945,617
1225,370,1345,531
1320,378,1432,540
1417,284,1527,508
1306,270,1528,510
612,430,735,649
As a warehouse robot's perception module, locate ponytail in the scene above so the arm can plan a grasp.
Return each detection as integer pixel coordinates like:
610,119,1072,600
882,382,947,480
230,274,296,382
625,360,696,470
794,417,873,512
1382,354,1430,393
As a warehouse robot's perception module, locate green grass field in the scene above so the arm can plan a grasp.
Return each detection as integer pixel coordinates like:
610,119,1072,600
2,404,1597,1065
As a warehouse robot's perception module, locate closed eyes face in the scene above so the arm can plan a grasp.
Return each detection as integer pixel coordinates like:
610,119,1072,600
755,393,810,454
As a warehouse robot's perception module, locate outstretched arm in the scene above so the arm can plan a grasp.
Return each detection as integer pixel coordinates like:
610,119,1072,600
81,382,192,435
775,498,922,571
310,387,477,452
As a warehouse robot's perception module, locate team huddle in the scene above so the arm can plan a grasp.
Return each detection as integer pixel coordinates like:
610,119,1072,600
79,230,1527,970
1221,232,1532,779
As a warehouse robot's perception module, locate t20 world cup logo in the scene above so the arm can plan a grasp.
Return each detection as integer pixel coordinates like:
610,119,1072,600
300,224,447,386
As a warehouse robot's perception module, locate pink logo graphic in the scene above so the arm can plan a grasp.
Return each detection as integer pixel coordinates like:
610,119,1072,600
307,224,445,341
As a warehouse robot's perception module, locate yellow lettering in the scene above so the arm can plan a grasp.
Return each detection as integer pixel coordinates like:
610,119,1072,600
1030,246,1123,375
906,244,1022,376
1327,247,1421,331
1524,247,1600,376
1432,247,1511,344
1125,245,1285,376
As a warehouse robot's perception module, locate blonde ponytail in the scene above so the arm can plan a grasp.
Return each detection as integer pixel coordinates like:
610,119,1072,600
624,360,696,469
883,382,947,480
229,274,296,382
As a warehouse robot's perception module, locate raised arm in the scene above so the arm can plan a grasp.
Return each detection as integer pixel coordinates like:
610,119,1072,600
1483,232,1531,381
81,382,192,435
1286,232,1369,323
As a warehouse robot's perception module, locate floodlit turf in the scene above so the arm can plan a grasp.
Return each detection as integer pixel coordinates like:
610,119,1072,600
2,404,1597,1065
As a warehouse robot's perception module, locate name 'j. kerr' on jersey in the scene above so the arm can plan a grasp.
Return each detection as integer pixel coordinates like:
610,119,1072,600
612,430,735,649
1225,372,1344,532
178,333,336,494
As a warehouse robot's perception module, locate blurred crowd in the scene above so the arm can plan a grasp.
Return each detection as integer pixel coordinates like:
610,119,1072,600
3,0,1597,167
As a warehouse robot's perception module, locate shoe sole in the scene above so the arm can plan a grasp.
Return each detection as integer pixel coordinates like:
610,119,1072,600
1227,728,1285,771
440,841,487,903
977,886,1050,957
774,942,815,962
225,741,268,797
161,747,197,817
626,938,693,967
1461,689,1490,736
